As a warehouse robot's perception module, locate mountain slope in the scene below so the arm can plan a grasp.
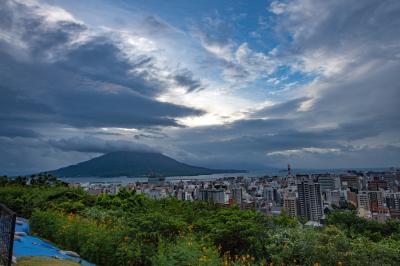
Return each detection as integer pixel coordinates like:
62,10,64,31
49,151,245,177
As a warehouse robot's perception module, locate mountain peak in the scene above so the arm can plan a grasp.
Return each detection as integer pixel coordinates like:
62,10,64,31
49,151,245,177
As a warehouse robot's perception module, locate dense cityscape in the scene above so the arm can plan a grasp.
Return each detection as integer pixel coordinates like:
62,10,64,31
2,169,400,266
76,166,400,224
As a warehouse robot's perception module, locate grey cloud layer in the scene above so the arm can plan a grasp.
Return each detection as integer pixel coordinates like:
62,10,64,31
0,0,399,173
49,136,156,154
0,0,204,173
165,0,400,169
0,0,204,131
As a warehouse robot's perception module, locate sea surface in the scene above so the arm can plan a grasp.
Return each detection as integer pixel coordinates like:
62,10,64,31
60,167,393,185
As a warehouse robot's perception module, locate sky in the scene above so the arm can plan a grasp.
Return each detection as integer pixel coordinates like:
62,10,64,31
0,0,399,175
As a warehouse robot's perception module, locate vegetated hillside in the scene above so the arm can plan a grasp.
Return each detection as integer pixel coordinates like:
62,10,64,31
50,151,246,177
1,178,400,266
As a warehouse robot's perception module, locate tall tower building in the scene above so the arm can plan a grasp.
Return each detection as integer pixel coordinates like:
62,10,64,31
263,187,275,201
232,187,243,204
283,192,298,218
357,191,369,210
297,179,323,222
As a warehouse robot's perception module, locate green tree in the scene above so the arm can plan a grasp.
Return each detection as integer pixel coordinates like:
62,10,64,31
151,236,222,266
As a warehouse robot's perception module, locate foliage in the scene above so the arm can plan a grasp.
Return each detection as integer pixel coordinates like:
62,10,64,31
1,180,400,265
0,184,89,217
325,210,400,241
151,236,222,266
30,210,138,266
194,207,270,259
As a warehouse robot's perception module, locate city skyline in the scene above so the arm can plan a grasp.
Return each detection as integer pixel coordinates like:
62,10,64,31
1,0,399,175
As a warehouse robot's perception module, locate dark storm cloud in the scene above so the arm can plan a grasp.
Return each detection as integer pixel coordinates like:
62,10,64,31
0,51,203,129
49,136,156,154
168,106,398,169
173,118,380,156
0,136,97,175
307,60,400,130
0,0,206,173
58,38,164,98
0,127,41,138
0,0,204,130
27,22,87,58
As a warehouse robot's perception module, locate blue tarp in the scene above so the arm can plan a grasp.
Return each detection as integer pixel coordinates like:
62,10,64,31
14,219,96,266
16,219,29,233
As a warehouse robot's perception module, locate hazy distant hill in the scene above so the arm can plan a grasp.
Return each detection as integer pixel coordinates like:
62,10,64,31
49,151,246,177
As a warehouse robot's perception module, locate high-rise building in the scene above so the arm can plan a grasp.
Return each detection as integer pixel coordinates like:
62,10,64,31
297,179,324,221
283,193,297,218
317,174,336,191
232,187,243,204
357,191,369,210
368,191,383,208
263,187,275,201
199,188,225,204
386,192,400,211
